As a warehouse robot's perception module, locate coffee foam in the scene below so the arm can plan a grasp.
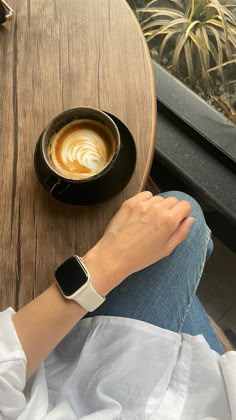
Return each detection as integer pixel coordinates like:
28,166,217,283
48,120,115,180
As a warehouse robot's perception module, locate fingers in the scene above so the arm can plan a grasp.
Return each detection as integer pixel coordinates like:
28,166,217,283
158,196,179,209
123,191,153,208
121,193,192,234
143,195,169,208
170,200,192,224
124,194,189,214
167,217,195,252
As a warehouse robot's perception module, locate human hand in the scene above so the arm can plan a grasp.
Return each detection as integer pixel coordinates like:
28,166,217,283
83,191,195,296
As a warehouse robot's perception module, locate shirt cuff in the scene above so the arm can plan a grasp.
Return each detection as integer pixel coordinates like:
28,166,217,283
0,307,26,363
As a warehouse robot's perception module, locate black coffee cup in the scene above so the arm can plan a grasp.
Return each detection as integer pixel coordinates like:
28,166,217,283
34,107,136,206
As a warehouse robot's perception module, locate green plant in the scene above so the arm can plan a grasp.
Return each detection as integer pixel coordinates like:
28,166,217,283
137,0,236,88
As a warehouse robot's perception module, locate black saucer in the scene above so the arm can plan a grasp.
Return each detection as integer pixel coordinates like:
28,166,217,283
34,112,137,206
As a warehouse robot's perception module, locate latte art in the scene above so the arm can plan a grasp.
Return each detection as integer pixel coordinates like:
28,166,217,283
60,129,107,172
49,120,116,180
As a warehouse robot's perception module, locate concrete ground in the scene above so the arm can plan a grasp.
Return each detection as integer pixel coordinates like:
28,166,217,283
198,237,236,345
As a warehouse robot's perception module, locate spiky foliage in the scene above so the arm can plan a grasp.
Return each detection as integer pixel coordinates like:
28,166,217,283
137,0,236,87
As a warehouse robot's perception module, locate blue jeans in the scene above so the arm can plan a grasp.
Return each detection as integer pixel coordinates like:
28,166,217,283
85,191,224,355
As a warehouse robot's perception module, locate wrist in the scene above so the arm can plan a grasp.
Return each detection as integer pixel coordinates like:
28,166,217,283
82,245,125,297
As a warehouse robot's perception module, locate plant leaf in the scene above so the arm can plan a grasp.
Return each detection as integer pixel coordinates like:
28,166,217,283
159,32,176,61
188,31,205,51
227,32,236,50
197,46,209,84
197,27,210,72
217,31,233,59
185,20,200,38
138,8,184,17
143,19,174,31
172,33,187,72
228,24,236,36
145,0,185,10
184,39,195,86
140,9,184,27
145,0,160,8
201,25,210,50
145,27,181,43
218,5,236,25
208,0,229,49
208,58,236,72
143,17,188,33
168,0,185,10
206,18,224,28
188,0,195,21
205,24,223,65
208,39,219,63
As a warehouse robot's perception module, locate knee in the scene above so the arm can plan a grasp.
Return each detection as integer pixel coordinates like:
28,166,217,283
157,191,209,237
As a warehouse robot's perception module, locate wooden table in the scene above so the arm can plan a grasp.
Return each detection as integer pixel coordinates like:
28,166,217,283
0,0,156,311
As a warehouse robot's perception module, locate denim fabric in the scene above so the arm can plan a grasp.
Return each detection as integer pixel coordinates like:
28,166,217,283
85,191,223,355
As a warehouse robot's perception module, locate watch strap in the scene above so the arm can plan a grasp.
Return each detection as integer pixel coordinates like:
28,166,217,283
73,279,105,312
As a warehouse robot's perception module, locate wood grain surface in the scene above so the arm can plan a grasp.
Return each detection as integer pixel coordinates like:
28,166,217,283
0,0,156,310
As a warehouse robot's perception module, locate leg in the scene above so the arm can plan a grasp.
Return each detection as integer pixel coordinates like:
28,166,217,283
181,295,224,354
85,191,223,353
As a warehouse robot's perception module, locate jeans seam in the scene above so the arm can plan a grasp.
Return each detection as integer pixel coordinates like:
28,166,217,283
178,228,212,333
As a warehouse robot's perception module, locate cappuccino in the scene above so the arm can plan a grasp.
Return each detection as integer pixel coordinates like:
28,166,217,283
48,120,116,180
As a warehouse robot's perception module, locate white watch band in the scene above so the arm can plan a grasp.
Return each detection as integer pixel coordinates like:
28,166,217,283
72,279,105,312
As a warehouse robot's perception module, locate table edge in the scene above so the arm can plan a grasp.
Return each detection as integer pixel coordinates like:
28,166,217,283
123,0,157,192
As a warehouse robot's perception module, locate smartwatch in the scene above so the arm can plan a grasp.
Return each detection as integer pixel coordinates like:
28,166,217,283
54,256,105,312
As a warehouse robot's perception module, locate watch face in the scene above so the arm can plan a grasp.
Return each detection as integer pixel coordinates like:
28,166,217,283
55,256,88,297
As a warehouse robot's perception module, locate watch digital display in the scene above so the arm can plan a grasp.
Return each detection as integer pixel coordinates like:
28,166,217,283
55,256,88,297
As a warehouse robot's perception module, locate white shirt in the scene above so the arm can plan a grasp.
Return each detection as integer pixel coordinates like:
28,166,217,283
0,308,235,420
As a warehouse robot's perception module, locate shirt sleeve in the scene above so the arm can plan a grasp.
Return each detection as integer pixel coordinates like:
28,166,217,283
0,308,27,419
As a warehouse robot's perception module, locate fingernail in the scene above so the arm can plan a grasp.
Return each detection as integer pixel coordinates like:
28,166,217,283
189,217,195,227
